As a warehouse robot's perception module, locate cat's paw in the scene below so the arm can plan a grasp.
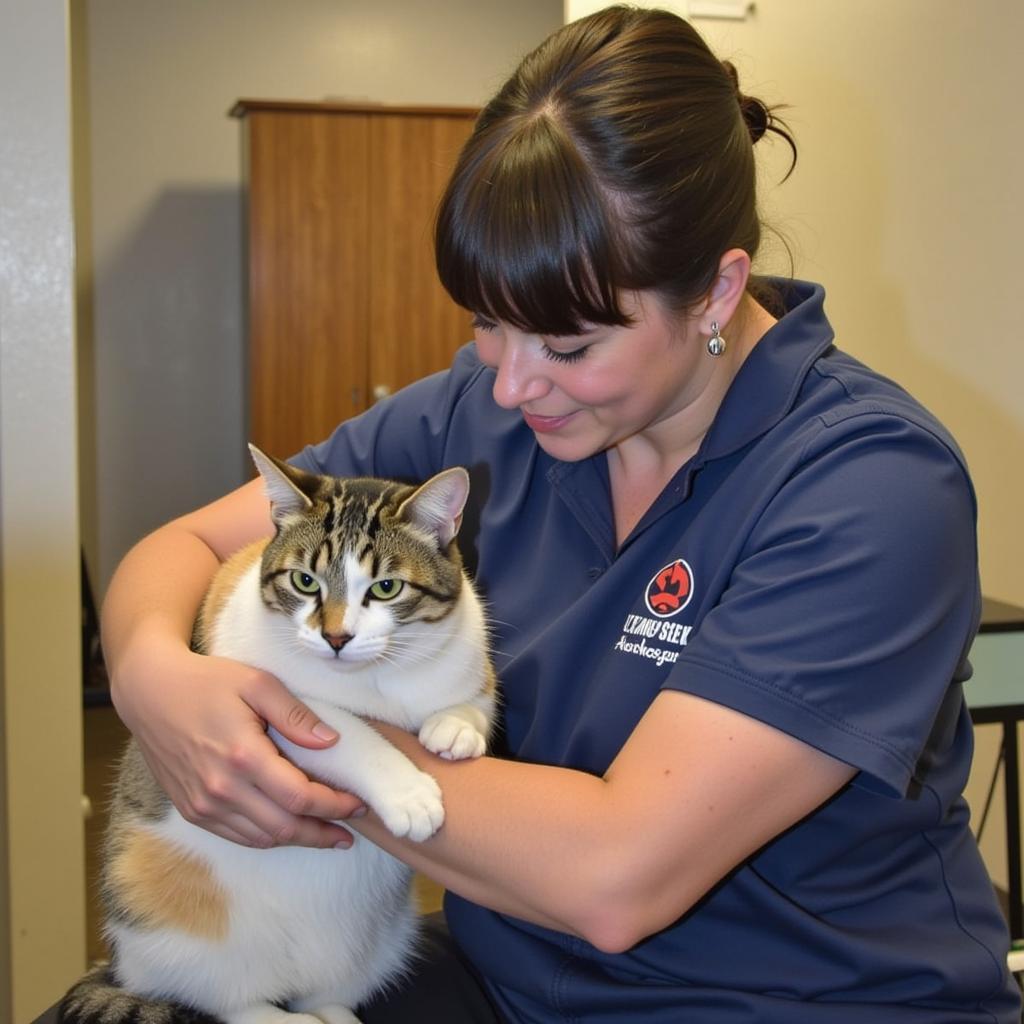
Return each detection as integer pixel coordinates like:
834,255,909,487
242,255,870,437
288,997,361,1023
375,770,444,841
223,1006,324,1024
309,1006,361,1024
419,710,487,761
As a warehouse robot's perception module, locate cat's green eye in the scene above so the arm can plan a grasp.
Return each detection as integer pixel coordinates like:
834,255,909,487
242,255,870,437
290,570,320,595
368,579,404,601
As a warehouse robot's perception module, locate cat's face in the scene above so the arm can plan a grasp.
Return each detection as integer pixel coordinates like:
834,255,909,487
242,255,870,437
251,449,469,670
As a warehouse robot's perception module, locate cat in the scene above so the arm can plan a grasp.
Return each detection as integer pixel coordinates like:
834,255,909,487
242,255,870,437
60,446,496,1024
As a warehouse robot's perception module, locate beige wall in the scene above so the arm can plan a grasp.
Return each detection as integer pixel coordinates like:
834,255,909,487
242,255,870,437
1,0,87,1019
565,0,1024,889
76,0,563,598
568,0,1024,607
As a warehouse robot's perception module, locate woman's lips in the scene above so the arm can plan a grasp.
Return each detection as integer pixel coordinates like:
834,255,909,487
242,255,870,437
521,410,578,433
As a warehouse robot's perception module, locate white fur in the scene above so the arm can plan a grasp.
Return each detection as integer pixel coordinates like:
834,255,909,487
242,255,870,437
112,561,494,1023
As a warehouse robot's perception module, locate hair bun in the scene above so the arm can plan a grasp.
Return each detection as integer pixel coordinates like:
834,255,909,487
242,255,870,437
739,95,769,143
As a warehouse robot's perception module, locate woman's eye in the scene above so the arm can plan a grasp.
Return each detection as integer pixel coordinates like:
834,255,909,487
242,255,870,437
541,343,589,364
290,570,320,595
368,579,405,601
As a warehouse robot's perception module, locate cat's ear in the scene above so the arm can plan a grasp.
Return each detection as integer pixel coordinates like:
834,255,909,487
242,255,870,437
398,467,470,549
248,444,315,525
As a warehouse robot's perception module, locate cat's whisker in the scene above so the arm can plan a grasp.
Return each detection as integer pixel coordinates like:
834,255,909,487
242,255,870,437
372,652,406,671
377,647,442,668
387,631,451,644
384,631,456,649
384,630,454,646
479,615,518,631
391,625,459,640
391,636,463,656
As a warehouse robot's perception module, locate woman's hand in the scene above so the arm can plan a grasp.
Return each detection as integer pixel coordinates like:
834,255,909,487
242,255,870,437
111,630,364,848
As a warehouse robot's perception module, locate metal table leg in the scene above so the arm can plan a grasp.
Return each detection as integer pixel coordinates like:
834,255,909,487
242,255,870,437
1005,721,1022,941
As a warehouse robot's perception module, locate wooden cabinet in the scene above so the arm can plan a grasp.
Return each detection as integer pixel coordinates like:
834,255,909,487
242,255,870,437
232,100,478,460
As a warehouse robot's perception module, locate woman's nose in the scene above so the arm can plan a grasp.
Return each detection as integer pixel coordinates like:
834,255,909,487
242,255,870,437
491,335,550,409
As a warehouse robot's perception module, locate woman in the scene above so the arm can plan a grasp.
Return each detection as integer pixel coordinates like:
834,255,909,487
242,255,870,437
104,6,1019,1021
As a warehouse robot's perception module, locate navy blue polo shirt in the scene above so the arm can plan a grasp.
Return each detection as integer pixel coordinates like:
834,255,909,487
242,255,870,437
294,281,1019,1022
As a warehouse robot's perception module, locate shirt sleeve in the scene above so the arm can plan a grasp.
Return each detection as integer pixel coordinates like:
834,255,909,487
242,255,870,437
667,414,980,797
290,343,488,481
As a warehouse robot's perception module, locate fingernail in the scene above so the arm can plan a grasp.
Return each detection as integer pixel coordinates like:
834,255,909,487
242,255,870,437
349,805,367,818
312,723,338,741
334,838,353,849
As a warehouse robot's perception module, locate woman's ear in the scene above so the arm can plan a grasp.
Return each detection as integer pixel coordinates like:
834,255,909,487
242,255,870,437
701,248,751,332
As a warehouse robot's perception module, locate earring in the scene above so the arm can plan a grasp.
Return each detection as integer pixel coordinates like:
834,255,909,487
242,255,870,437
706,321,726,357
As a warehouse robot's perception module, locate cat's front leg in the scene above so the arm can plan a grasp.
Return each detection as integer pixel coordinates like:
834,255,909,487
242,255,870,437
419,701,490,761
270,708,444,841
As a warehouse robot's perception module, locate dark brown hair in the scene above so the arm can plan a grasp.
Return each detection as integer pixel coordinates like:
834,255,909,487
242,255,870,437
435,4,795,335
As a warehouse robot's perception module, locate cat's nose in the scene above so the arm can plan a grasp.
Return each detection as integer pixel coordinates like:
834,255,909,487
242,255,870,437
323,631,353,652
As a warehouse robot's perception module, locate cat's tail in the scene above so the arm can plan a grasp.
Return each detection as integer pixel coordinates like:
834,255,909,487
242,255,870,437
59,963,220,1024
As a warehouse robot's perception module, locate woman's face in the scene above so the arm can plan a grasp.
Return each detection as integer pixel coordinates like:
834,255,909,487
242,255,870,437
473,290,708,462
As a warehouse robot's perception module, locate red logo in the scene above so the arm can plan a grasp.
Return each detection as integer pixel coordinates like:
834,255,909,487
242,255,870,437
644,559,694,618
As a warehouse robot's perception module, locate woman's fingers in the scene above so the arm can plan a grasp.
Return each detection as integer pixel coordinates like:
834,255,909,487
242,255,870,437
246,735,365,835
116,646,365,848
190,797,356,850
241,666,340,749
180,719,362,847
239,672,369,826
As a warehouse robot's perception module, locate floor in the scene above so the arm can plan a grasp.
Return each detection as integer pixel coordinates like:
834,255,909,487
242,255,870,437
82,704,443,962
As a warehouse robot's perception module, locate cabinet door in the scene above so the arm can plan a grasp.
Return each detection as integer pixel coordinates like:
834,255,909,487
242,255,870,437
247,110,371,459
367,113,476,401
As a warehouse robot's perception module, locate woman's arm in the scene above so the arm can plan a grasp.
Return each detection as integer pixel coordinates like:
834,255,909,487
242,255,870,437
353,689,855,953
103,476,853,940
103,476,363,848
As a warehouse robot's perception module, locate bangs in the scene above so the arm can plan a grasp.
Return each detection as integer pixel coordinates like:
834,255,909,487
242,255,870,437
435,114,636,336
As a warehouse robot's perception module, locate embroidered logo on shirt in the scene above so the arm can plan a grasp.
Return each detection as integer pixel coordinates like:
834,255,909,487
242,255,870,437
644,559,694,617
613,559,695,668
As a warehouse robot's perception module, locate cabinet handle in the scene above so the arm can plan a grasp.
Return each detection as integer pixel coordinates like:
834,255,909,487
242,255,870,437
372,384,392,403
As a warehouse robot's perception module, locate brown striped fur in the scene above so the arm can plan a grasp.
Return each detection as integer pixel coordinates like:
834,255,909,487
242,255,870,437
60,965,217,1024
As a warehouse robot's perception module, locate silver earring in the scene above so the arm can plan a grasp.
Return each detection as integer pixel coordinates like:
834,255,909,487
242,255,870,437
706,321,726,357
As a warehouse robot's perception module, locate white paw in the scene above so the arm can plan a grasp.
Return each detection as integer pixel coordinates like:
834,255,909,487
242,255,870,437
224,1007,323,1024
419,711,487,761
375,769,444,841
310,1006,361,1024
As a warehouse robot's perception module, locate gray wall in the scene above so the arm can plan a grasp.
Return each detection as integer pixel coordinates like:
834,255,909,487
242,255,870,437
571,0,1024,608
75,0,562,595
